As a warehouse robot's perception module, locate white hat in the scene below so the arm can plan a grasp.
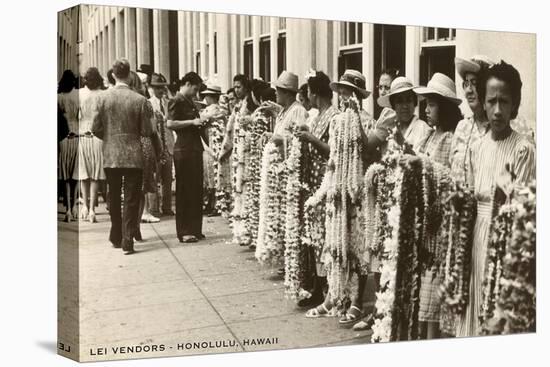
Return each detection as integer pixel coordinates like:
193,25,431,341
201,84,222,95
330,69,371,99
377,76,416,108
455,55,495,80
273,71,299,93
413,73,462,105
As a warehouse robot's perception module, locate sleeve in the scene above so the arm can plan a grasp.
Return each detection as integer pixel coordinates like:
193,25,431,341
58,104,69,142
167,97,178,121
140,99,154,138
91,97,104,140
449,122,464,168
513,141,536,185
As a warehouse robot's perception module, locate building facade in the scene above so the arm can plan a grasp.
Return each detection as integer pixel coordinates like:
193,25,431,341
59,5,536,124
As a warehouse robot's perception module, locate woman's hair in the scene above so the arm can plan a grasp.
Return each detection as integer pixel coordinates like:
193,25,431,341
226,87,235,95
477,60,522,120
85,67,103,91
233,74,250,90
259,87,276,103
389,90,418,109
127,71,146,97
430,94,463,132
58,69,76,94
380,68,399,81
180,71,203,87
307,71,333,100
251,79,270,103
298,83,308,99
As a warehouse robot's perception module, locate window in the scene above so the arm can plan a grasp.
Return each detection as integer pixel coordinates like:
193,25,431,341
423,27,456,43
342,22,363,46
338,48,362,77
243,40,253,79
277,33,286,75
195,51,201,75
260,37,271,81
214,32,218,74
419,46,456,121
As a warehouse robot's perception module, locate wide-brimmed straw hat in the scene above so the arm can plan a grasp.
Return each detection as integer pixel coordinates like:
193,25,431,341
377,76,415,108
455,55,495,80
413,73,462,105
149,73,168,87
201,84,222,95
273,71,299,93
330,69,371,99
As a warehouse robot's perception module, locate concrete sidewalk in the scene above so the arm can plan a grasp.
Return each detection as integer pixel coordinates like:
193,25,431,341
58,203,372,362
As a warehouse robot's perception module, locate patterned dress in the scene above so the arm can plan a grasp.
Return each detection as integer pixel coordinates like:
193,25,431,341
456,129,535,336
415,128,454,323
78,87,106,181
450,116,489,184
58,89,80,181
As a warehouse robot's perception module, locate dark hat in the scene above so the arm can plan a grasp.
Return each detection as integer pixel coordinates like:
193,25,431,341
330,69,371,99
150,73,168,87
137,64,153,76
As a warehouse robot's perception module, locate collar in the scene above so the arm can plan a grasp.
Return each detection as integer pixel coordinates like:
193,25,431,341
114,81,130,89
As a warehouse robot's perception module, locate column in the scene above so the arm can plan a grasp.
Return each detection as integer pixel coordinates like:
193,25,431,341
125,8,137,69
116,10,125,58
332,21,341,82
153,9,170,78
286,19,314,84
208,13,216,82
216,13,232,91
269,17,278,81
185,12,193,74
136,8,151,67
405,26,421,86
230,14,240,78
109,21,116,65
252,16,260,79
362,23,374,115
177,11,186,77
102,28,109,75
199,12,207,77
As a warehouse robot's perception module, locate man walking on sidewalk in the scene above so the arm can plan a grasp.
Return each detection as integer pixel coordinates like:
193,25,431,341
92,58,153,254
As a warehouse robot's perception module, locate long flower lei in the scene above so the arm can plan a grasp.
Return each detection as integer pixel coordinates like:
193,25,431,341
438,180,476,335
483,181,536,334
316,98,364,307
255,141,286,264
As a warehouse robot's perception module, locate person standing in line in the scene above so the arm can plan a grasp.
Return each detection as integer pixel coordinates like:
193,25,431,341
167,72,207,243
77,67,106,223
375,68,399,119
58,70,80,222
149,73,176,217
412,72,463,340
92,58,153,254
456,60,535,337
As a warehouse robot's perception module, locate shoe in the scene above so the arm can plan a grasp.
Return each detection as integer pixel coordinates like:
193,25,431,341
111,241,121,249
162,210,175,216
150,211,162,218
123,248,136,255
88,211,97,223
141,214,160,223
134,231,143,242
196,233,206,240
181,235,198,243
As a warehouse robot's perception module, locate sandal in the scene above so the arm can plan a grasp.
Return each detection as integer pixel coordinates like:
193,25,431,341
339,305,363,326
352,313,376,331
305,304,336,318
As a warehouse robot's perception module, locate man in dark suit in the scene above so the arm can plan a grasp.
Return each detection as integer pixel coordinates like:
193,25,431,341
92,58,153,254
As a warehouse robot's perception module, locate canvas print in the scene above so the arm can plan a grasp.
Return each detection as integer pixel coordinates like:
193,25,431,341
57,4,536,362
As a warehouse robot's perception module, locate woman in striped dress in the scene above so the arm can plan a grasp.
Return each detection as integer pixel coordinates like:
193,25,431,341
58,70,80,222
78,67,106,223
457,61,535,337
413,73,463,339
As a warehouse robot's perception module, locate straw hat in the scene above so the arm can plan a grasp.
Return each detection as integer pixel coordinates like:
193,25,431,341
413,73,462,105
330,69,370,99
149,73,168,87
201,84,222,95
455,55,495,80
377,76,415,108
273,71,299,93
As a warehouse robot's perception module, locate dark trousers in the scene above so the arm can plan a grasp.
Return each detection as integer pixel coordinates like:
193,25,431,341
105,168,143,250
150,155,174,214
174,149,203,238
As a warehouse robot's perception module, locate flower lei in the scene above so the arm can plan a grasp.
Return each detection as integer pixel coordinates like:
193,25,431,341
313,98,364,306
482,181,536,334
202,105,227,216
438,180,476,335
255,141,286,264
243,111,272,247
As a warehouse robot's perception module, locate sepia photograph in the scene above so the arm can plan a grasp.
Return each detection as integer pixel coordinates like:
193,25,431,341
56,3,536,362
